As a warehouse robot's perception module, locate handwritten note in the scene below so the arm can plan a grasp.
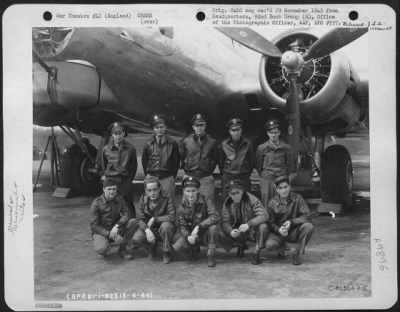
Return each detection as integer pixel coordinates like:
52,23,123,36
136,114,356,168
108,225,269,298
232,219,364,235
7,182,25,233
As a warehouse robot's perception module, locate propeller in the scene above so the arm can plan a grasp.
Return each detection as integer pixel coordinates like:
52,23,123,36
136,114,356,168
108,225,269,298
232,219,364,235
216,26,368,171
216,27,282,57
303,28,368,62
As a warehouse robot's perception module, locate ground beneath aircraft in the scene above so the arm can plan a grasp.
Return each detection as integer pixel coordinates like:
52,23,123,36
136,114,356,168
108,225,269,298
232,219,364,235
33,185,371,301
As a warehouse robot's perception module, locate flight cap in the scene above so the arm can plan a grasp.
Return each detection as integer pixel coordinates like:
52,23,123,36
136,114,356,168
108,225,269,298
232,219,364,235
150,114,167,127
274,175,290,187
182,176,201,189
191,113,207,125
226,118,243,130
265,119,281,131
103,177,118,188
109,122,125,134
228,179,245,192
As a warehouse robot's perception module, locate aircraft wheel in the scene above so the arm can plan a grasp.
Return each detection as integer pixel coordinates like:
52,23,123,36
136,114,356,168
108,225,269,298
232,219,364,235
59,143,101,196
320,145,353,210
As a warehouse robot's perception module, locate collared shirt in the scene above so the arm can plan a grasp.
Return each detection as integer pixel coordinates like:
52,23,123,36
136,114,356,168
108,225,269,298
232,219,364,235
267,192,311,234
219,136,255,176
180,133,218,178
255,139,294,178
136,194,176,231
176,194,219,238
89,194,131,237
221,192,268,234
101,139,137,178
141,135,180,179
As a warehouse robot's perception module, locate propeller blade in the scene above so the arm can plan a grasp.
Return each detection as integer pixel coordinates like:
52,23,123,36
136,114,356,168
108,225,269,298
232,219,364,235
216,27,282,57
286,74,301,169
303,28,368,62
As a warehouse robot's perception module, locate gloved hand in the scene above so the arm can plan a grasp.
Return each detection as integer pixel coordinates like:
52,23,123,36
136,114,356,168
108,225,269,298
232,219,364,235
109,224,119,241
282,220,291,230
230,229,240,238
187,235,197,245
191,225,199,236
147,217,155,228
238,223,250,233
145,228,156,244
279,226,288,237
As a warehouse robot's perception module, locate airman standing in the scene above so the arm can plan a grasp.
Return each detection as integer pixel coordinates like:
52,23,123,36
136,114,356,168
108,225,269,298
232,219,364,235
141,114,181,198
101,122,137,211
255,119,296,207
180,114,219,205
219,118,255,201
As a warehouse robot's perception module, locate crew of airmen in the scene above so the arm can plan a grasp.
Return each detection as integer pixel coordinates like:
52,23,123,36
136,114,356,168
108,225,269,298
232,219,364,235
90,114,314,267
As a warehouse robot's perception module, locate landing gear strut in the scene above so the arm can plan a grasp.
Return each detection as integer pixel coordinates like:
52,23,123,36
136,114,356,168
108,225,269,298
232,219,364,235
58,126,101,196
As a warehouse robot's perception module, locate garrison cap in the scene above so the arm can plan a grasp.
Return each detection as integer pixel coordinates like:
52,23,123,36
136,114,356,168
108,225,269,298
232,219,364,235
265,119,281,131
103,177,118,188
228,179,244,192
182,176,201,189
150,114,167,127
191,113,207,125
108,122,126,135
226,118,243,130
274,175,290,187
144,175,161,189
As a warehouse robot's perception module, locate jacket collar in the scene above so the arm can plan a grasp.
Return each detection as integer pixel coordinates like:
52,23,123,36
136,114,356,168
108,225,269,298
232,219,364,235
227,136,245,147
151,135,170,145
101,194,119,204
182,193,205,207
266,140,283,148
110,139,127,151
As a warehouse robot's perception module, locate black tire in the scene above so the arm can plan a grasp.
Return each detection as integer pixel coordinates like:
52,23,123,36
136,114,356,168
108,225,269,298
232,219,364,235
320,145,353,210
59,143,101,196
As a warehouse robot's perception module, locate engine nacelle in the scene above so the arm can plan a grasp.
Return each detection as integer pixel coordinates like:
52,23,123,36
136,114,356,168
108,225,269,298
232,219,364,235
259,31,363,132
33,60,118,111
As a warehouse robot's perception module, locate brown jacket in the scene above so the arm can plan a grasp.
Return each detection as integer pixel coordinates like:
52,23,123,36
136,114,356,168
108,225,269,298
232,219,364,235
267,192,312,234
219,137,255,176
101,139,137,179
180,133,218,178
136,194,176,231
221,192,268,234
89,194,131,237
255,140,294,178
176,194,219,239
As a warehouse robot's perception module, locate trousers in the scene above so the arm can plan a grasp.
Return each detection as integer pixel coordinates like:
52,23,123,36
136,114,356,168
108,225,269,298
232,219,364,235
130,221,175,252
260,176,277,208
265,222,314,255
93,218,138,256
219,223,268,252
173,225,219,254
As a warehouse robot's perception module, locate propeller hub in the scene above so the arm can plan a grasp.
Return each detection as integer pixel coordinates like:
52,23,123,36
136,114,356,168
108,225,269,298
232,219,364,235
281,51,303,72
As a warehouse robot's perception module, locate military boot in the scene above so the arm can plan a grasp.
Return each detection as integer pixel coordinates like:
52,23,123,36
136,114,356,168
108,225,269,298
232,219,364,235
236,243,248,258
118,245,134,260
251,249,261,265
292,250,303,265
207,249,216,267
148,245,157,260
190,245,200,261
163,251,172,264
